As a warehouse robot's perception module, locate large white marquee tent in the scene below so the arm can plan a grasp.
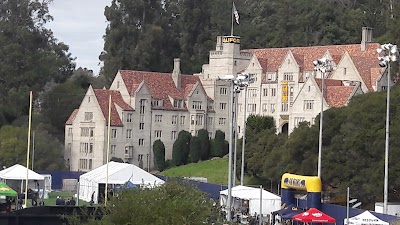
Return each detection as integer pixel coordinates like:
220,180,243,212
220,185,281,217
344,211,389,225
79,162,164,204
0,164,46,194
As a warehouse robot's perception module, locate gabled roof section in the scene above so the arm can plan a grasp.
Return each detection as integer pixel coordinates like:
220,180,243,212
66,109,79,125
94,89,133,126
314,78,356,108
325,86,356,108
350,56,381,92
246,43,381,72
119,70,210,110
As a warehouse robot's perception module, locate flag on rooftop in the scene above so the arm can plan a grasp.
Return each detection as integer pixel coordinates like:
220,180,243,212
233,2,239,24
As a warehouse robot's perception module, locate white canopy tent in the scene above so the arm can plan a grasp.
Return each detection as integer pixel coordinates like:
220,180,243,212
0,164,45,194
344,211,389,225
0,164,44,181
220,185,281,217
79,162,165,204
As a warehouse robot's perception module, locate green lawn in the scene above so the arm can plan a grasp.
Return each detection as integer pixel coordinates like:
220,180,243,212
161,157,229,185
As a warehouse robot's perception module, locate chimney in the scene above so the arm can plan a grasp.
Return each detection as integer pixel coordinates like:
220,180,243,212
361,27,373,51
172,58,181,89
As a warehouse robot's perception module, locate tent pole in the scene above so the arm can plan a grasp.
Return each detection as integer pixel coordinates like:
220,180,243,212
24,91,33,208
346,187,349,225
105,94,112,206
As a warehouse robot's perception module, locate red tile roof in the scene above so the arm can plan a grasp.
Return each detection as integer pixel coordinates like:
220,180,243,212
370,67,385,88
246,43,381,90
119,70,208,110
350,56,381,92
326,86,355,108
65,109,79,125
314,78,356,107
94,89,133,126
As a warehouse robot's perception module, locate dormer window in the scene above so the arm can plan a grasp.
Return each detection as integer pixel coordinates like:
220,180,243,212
173,100,183,108
152,99,163,107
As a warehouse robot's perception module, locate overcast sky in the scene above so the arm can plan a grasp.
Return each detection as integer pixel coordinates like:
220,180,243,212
46,0,112,75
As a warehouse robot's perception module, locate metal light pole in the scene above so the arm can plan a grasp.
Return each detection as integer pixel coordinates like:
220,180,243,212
227,80,235,222
240,85,247,186
377,43,398,214
233,90,238,186
313,58,333,178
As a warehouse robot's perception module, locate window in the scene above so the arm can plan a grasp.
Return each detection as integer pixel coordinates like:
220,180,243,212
89,128,94,137
126,129,132,138
281,102,288,112
220,103,227,110
138,139,144,146
263,88,268,97
267,73,275,81
173,100,182,108
152,99,162,107
191,115,195,125
126,113,133,122
172,115,178,124
139,115,144,130
238,103,242,112
247,104,257,112
155,130,162,138
139,123,144,130
343,68,347,75
290,87,294,102
207,117,213,126
89,143,93,153
111,145,116,155
180,116,185,125
117,81,120,88
80,128,89,137
304,100,314,110
382,86,387,90
140,99,146,114
192,101,202,110
208,132,213,139
219,118,227,125
283,72,293,81
138,154,143,162
155,115,163,122
196,115,203,125
271,103,275,113
88,97,91,103
308,86,311,92
220,87,227,95
171,131,177,140
271,88,276,96
84,112,93,121
68,128,73,136
262,103,268,112
248,89,257,98
208,102,214,110
111,129,117,138
89,159,92,170
294,117,305,127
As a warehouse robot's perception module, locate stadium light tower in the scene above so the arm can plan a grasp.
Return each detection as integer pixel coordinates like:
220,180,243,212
377,43,398,214
312,57,333,178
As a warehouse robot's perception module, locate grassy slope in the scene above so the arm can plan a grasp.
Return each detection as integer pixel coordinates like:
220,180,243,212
160,158,229,185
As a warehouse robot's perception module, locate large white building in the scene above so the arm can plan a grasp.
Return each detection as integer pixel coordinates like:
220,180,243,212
64,27,391,171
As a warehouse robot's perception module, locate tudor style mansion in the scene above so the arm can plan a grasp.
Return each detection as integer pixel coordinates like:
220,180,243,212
64,27,391,171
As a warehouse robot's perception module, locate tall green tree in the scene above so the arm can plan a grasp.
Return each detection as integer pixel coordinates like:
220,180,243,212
189,136,201,163
0,0,75,126
172,130,191,166
211,130,228,157
197,129,211,160
153,139,166,171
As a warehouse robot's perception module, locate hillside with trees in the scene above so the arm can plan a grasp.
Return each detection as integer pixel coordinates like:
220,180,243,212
240,86,400,206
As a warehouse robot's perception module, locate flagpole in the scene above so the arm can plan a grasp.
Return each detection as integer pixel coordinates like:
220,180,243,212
105,94,112,206
24,91,33,208
231,1,234,36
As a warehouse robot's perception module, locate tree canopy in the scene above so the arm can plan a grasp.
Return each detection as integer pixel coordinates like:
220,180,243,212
243,86,400,205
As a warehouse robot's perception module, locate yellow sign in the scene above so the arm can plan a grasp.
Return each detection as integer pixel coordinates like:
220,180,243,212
281,173,322,193
282,81,288,102
223,36,240,44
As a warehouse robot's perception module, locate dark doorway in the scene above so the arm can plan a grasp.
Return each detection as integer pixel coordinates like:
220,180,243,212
281,123,289,135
